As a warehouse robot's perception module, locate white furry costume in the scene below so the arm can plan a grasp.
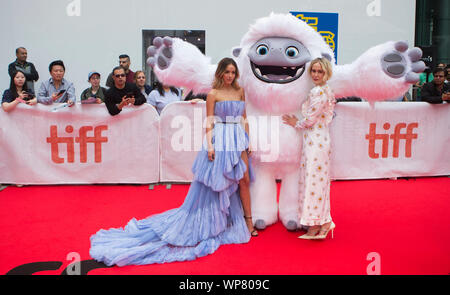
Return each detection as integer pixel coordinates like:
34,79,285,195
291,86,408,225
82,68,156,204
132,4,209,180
147,13,423,230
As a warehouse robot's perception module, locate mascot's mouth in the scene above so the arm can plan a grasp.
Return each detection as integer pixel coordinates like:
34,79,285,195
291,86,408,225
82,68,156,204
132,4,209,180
250,62,305,84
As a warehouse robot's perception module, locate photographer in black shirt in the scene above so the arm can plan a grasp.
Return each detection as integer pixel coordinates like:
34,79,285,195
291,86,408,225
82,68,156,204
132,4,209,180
104,66,146,116
420,67,450,104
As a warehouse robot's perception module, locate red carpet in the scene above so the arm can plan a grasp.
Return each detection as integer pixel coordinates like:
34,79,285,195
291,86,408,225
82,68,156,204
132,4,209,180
0,177,449,275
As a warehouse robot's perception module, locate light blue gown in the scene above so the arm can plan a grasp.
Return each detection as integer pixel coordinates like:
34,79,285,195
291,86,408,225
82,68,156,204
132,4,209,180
90,101,252,266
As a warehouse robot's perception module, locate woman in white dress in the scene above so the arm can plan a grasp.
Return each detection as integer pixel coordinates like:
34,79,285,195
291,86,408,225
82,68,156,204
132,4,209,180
282,57,336,240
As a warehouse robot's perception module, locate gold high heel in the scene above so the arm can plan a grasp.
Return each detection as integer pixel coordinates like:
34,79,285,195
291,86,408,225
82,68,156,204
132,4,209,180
298,233,316,240
298,225,321,239
314,222,335,240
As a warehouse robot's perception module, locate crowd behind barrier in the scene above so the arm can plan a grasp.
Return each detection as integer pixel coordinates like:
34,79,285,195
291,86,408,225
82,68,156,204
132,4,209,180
0,103,160,184
3,48,450,114
2,48,449,185
0,101,449,185
4,50,196,114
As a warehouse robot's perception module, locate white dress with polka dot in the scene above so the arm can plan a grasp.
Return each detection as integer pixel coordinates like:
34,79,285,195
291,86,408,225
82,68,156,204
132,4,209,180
295,84,336,226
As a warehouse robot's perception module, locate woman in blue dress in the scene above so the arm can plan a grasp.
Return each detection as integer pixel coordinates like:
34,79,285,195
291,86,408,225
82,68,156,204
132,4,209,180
90,58,257,267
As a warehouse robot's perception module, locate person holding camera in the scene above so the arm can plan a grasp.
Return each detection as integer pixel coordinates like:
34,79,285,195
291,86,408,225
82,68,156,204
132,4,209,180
80,71,107,104
104,66,146,116
2,70,37,112
420,67,450,103
37,60,76,106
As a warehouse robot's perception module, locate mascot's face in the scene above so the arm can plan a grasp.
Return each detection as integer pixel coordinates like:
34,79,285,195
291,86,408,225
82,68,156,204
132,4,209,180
234,13,333,114
248,37,312,84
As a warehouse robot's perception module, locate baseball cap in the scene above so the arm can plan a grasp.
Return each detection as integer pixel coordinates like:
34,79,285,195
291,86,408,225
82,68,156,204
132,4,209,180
88,71,101,80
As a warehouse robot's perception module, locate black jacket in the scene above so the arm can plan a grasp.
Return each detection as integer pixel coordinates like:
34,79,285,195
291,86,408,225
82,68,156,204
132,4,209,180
8,60,39,82
420,82,449,104
104,83,146,116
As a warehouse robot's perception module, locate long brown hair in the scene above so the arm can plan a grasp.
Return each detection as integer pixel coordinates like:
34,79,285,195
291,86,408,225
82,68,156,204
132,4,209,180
212,58,240,90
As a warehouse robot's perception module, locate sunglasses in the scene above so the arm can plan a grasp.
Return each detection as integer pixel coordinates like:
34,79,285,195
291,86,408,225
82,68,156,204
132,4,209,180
114,74,126,78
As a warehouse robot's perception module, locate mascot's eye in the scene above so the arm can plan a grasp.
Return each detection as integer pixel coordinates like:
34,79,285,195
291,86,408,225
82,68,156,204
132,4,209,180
256,45,269,55
285,47,299,58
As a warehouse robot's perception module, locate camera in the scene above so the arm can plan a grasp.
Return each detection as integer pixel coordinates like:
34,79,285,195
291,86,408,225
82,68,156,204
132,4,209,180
23,92,34,101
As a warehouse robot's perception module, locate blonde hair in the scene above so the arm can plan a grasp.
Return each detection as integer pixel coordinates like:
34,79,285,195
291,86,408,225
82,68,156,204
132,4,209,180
308,57,333,82
134,70,145,83
212,58,240,90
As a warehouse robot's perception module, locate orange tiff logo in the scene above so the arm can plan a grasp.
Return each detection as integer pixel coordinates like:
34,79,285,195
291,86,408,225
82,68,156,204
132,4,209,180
46,125,108,164
365,122,418,159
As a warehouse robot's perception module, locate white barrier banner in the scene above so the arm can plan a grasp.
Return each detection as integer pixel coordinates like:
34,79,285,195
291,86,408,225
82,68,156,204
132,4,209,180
1,102,448,184
159,102,450,182
0,104,160,184
159,102,206,182
330,102,450,179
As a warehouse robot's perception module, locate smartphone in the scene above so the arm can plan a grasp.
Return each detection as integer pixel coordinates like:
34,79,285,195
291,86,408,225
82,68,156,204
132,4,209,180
126,92,134,98
23,92,34,101
58,89,66,95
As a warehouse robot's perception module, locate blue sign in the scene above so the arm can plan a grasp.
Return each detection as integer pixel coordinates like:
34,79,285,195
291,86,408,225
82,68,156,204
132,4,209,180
290,11,339,63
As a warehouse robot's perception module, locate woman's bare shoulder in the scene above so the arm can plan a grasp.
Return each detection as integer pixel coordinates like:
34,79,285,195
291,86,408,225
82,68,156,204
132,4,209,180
207,89,217,102
239,87,245,100
208,88,218,95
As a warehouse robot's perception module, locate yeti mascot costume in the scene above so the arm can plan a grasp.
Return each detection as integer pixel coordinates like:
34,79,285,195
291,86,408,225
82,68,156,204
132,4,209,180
147,13,424,231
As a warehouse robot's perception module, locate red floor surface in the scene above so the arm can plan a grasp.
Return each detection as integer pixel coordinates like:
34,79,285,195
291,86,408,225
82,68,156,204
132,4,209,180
0,177,449,275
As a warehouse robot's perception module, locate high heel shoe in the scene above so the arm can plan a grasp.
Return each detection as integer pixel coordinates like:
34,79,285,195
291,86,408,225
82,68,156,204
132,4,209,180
315,222,335,240
244,216,258,237
298,233,317,240
298,225,321,239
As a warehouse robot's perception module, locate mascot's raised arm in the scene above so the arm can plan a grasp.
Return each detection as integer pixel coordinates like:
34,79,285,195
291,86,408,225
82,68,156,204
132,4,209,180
147,13,424,231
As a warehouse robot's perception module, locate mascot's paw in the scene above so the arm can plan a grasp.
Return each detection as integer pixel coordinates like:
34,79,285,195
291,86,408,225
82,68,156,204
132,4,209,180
146,36,174,70
285,220,298,231
254,219,266,230
381,41,424,83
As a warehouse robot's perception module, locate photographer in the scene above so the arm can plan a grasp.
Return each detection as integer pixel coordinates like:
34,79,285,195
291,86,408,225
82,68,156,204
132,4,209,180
2,70,37,112
420,67,450,104
37,60,76,105
104,66,146,116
